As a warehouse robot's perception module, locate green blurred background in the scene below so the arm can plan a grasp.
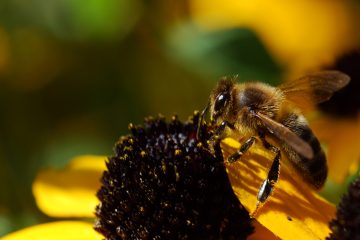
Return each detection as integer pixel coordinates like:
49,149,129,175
0,0,359,235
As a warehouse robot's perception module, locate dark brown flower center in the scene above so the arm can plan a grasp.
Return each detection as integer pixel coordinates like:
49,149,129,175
94,112,253,240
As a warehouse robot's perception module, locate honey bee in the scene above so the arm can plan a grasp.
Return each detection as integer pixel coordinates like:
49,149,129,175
197,71,350,211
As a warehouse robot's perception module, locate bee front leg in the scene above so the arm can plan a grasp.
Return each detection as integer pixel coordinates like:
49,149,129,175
228,136,256,163
196,103,210,140
213,121,235,137
212,137,224,163
209,121,235,143
208,121,235,156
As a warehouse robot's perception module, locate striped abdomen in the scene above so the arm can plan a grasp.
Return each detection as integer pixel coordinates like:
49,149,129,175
280,113,327,189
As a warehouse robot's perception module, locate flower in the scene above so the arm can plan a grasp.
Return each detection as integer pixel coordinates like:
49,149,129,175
3,113,257,239
3,113,340,239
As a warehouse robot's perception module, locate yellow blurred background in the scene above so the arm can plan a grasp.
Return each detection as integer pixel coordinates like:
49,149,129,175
0,0,359,235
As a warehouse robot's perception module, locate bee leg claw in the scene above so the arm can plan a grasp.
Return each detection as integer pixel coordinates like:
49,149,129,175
228,136,256,163
251,201,262,218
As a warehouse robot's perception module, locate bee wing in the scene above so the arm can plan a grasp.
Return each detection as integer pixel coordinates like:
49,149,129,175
279,70,350,108
256,112,314,159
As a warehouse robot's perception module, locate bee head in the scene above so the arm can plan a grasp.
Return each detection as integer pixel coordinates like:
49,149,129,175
210,78,235,124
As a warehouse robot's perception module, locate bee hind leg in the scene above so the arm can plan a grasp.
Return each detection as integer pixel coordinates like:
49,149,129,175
253,145,281,216
228,136,256,163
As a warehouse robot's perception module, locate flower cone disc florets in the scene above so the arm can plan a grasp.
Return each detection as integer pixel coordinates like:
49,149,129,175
95,113,253,240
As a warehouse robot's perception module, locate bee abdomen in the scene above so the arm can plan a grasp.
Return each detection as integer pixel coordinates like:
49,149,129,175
281,113,328,189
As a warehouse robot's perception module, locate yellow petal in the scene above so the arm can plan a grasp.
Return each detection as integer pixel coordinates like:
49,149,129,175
2,221,102,240
32,155,106,218
222,138,335,240
190,0,359,73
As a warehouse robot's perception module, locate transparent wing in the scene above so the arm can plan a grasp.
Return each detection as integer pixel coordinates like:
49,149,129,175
279,70,350,108
256,112,314,159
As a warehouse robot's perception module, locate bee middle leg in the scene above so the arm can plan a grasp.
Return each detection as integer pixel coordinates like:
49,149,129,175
209,121,235,144
253,135,281,215
228,136,256,163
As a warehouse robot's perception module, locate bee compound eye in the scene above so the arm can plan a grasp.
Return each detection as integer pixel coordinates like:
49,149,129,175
214,93,228,112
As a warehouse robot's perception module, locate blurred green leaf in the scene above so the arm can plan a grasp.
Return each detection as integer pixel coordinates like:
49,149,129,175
0,211,43,236
166,24,282,85
41,134,110,169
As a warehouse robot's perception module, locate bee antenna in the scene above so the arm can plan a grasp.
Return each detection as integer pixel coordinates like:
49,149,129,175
197,102,209,140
